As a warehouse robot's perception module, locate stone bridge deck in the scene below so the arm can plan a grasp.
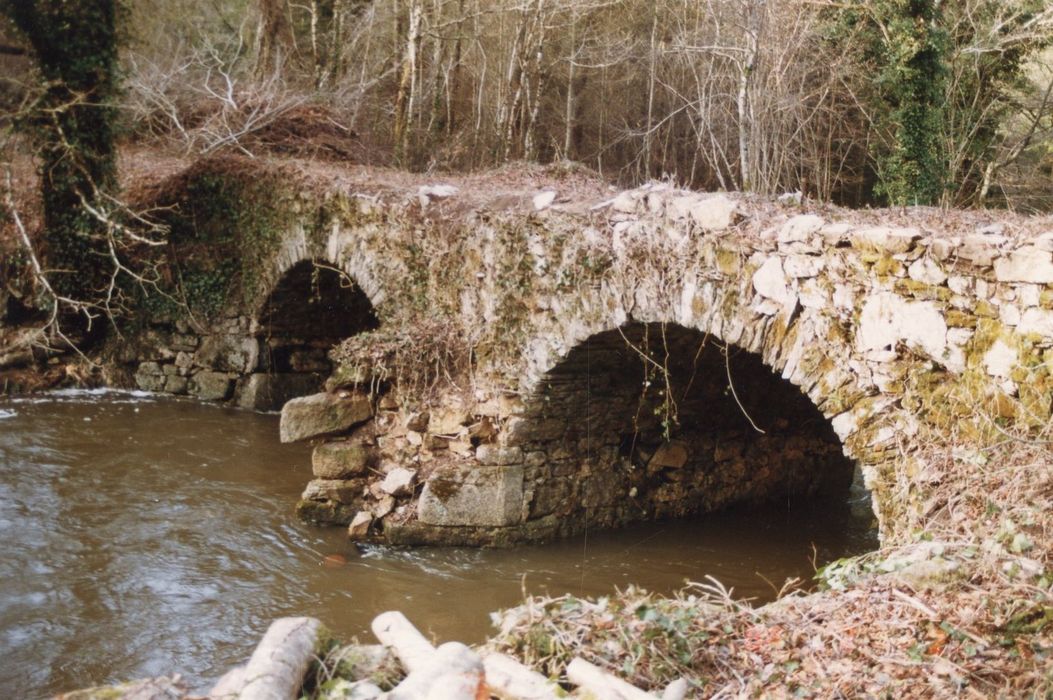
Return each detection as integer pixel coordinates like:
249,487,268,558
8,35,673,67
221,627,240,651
124,158,1053,546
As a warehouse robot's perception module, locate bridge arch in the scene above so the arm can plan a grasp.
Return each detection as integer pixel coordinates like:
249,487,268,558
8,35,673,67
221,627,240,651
499,266,894,538
511,319,862,534
239,256,378,410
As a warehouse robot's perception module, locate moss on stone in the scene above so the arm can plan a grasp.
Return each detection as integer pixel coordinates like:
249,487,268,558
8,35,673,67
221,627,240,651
945,310,978,328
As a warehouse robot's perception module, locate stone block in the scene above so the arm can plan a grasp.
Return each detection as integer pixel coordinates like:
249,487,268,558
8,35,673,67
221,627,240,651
373,495,396,518
983,339,1017,380
857,292,947,360
379,467,416,496
994,246,1053,284
784,255,824,278
302,478,365,504
648,441,688,470
138,361,162,375
163,375,188,395
280,391,373,443
430,406,469,435
347,511,373,539
237,372,323,412
296,499,357,525
752,257,795,306
195,334,260,374
1018,308,1053,337
424,434,448,451
777,214,824,245
312,440,374,478
476,445,524,466
958,235,1002,266
189,371,235,401
686,194,738,231
418,464,524,527
134,363,166,392
850,227,919,254
908,257,947,286
406,411,430,432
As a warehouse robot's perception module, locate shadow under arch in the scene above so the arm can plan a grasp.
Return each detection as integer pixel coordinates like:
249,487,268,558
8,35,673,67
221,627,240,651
241,259,378,410
516,321,862,534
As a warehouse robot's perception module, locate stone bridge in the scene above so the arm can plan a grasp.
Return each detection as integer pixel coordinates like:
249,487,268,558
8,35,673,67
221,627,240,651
123,159,1053,546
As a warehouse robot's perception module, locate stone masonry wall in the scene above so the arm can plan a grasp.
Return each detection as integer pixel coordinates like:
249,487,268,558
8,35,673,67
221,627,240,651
113,260,375,412
159,161,1052,546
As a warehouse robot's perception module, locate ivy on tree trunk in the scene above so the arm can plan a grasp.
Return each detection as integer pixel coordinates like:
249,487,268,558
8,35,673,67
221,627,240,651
869,0,948,206
1,0,119,304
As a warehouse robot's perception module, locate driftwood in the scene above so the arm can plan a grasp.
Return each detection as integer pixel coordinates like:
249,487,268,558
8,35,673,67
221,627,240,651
208,665,246,699
371,610,437,673
566,658,660,700
202,612,679,700
660,678,689,700
238,616,324,700
385,641,484,700
368,612,672,700
481,653,562,700
372,611,485,699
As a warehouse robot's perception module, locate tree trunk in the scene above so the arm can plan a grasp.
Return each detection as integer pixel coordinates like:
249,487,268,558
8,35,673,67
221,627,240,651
255,0,295,78
1,0,119,305
239,617,325,700
393,0,422,161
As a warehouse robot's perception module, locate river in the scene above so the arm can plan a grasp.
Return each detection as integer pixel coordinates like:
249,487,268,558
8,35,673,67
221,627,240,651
0,390,875,697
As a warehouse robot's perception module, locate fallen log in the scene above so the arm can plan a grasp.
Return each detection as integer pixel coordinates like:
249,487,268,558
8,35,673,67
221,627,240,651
385,641,484,700
481,653,562,700
661,678,689,700
371,610,437,674
566,658,659,700
238,616,325,700
208,664,246,699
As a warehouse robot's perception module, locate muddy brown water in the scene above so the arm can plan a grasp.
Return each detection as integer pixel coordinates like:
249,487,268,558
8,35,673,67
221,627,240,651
0,391,876,698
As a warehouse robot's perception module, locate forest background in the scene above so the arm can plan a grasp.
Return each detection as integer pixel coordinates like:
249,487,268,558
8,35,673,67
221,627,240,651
0,0,1051,337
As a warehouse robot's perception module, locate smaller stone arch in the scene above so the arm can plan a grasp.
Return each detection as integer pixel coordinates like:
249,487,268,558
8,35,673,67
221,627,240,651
511,321,860,536
238,258,378,410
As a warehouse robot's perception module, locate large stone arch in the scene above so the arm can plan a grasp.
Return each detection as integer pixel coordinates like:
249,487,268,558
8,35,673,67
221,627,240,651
504,271,899,538
507,318,859,538
129,221,386,411
388,272,900,547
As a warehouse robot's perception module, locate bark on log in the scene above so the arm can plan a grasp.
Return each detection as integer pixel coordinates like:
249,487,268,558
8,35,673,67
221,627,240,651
371,610,437,673
566,658,659,700
661,678,689,700
208,664,246,699
386,641,483,700
482,653,562,700
238,616,325,700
